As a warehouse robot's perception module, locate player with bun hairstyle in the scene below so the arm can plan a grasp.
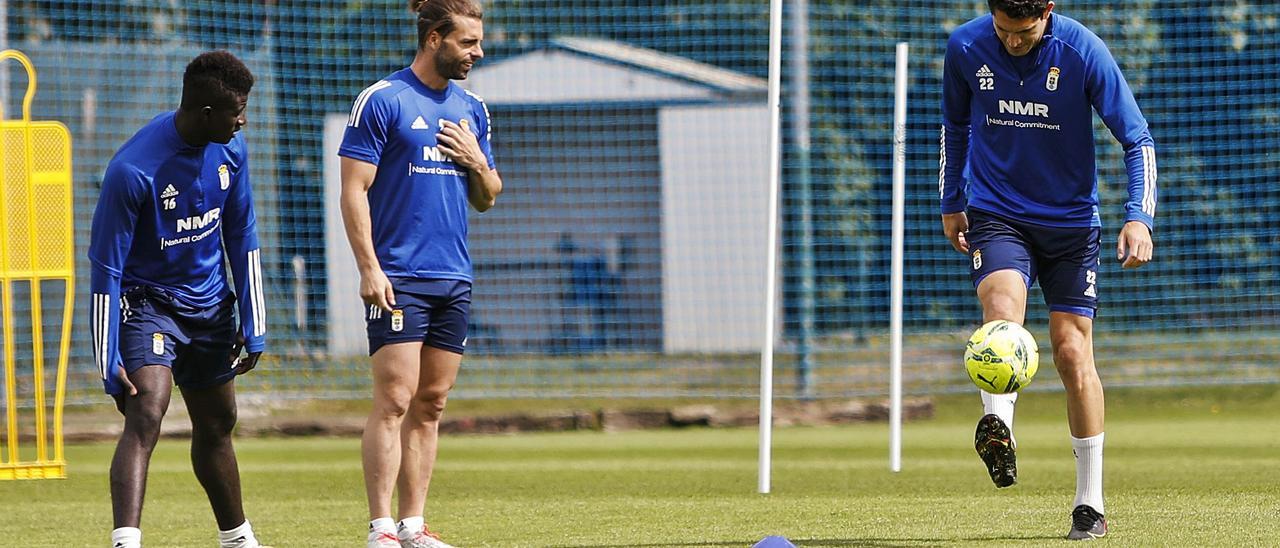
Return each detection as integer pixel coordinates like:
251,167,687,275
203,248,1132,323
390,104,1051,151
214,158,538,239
339,0,500,546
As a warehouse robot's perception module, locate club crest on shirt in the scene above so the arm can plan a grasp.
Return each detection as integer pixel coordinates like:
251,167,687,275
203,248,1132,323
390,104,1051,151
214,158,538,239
218,164,231,190
1046,67,1060,91
436,118,471,132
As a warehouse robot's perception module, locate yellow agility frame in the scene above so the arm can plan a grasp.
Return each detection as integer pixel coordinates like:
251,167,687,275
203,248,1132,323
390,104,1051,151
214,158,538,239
0,49,74,480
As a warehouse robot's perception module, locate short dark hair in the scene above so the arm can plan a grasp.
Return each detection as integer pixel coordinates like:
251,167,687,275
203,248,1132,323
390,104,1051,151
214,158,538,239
415,0,483,50
988,0,1050,20
180,50,254,110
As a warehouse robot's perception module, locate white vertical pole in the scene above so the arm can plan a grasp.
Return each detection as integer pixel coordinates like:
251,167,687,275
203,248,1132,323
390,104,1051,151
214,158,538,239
889,42,909,473
82,88,97,142
791,0,814,401
292,255,308,333
760,0,785,495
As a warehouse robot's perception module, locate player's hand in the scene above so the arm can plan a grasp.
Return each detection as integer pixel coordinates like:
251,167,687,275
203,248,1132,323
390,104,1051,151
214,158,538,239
1117,221,1153,269
228,333,262,375
436,120,486,172
360,268,396,312
115,363,137,396
111,364,137,414
942,212,970,254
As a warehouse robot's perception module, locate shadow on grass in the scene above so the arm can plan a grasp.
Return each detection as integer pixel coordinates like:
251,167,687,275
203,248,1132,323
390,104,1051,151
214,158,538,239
555,533,1065,547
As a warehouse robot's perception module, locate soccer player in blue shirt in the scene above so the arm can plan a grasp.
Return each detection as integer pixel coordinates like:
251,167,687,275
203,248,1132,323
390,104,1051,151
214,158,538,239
940,0,1157,539
339,0,501,546
89,51,269,548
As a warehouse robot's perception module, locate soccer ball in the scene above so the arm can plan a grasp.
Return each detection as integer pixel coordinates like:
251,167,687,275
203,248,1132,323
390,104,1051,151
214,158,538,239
964,320,1039,394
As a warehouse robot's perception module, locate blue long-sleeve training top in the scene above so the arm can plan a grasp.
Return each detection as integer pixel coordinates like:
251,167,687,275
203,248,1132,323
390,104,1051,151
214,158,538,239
940,12,1157,229
89,111,266,394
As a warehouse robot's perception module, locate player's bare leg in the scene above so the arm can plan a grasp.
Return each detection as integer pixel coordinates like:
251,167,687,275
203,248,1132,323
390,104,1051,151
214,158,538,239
395,346,462,546
973,270,1026,487
181,379,245,530
110,365,174,529
364,342,425,521
1049,312,1103,437
1049,311,1108,539
978,270,1028,325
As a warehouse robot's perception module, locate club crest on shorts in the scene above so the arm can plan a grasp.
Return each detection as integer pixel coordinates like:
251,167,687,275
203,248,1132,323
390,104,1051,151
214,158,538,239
1046,67,1060,91
152,333,165,355
218,164,230,190
391,309,404,332
972,249,983,270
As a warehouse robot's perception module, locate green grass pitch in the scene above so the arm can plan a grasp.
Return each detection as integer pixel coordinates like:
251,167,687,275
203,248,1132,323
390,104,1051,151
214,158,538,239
3,384,1278,546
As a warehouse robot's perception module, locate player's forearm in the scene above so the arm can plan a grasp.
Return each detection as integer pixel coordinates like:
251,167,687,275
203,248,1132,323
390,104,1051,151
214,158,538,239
1121,140,1157,228
939,124,970,213
89,264,123,386
340,186,383,275
224,236,267,350
467,166,502,212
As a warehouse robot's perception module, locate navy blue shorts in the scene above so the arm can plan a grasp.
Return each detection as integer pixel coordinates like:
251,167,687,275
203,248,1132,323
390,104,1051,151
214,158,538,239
119,286,237,390
367,279,471,355
966,208,1101,318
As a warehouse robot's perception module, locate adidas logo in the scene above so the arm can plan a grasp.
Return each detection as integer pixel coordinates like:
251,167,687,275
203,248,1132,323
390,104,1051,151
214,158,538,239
976,64,994,78
160,184,179,199
411,116,430,130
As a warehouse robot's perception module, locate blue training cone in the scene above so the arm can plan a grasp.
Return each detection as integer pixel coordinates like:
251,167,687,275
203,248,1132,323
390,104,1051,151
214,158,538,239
753,536,797,548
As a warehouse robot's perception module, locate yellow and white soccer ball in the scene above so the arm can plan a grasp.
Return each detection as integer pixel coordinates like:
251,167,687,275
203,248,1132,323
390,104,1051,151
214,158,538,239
964,320,1039,394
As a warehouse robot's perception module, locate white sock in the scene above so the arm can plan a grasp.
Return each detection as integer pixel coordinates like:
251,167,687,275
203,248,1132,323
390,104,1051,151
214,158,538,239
397,516,425,539
111,527,142,548
1072,432,1105,514
218,520,259,548
981,390,1018,434
370,517,397,535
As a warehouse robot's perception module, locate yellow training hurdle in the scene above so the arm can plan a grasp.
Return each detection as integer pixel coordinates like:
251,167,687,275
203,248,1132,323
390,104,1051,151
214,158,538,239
0,49,74,480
